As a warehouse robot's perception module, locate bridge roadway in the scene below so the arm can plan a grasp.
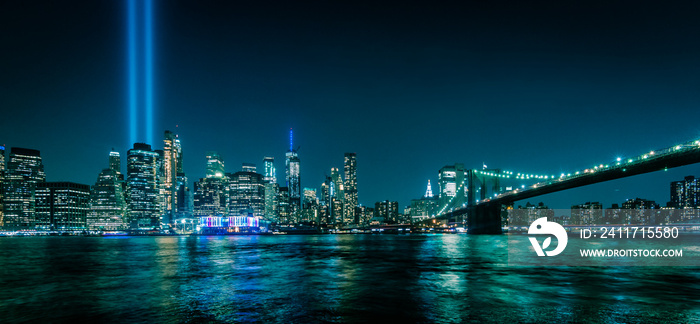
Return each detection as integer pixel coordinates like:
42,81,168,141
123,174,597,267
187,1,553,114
437,140,700,234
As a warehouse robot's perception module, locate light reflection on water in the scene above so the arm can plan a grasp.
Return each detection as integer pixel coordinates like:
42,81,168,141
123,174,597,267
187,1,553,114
0,235,698,323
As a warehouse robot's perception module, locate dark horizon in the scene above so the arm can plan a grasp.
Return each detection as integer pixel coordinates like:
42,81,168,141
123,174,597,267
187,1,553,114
2,1,700,209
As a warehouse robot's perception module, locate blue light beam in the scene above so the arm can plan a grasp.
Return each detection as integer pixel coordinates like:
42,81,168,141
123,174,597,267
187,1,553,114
128,0,137,145
144,0,153,145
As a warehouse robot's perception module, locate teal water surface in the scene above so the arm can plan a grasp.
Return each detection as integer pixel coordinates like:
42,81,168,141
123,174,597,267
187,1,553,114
0,235,698,323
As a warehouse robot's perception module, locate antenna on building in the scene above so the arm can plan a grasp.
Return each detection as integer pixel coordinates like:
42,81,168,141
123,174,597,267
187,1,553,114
289,128,293,151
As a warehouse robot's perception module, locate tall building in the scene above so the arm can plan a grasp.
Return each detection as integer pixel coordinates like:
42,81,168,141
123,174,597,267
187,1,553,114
669,176,699,208
301,187,319,222
425,180,434,198
2,147,45,230
162,130,182,223
242,163,256,173
35,182,90,230
206,151,225,178
263,157,276,183
88,168,127,231
343,153,357,225
329,168,344,224
286,129,301,216
278,186,290,223
409,180,439,223
175,172,191,218
193,177,227,216
319,176,332,224
263,157,278,220
109,149,121,174
126,143,161,229
0,145,4,228
227,165,265,217
438,164,467,209
374,200,399,224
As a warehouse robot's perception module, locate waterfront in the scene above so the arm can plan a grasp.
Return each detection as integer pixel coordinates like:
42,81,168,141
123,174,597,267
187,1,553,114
0,235,699,323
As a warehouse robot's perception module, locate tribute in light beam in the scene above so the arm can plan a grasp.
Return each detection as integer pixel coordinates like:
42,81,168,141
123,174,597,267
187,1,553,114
144,0,153,145
128,0,137,145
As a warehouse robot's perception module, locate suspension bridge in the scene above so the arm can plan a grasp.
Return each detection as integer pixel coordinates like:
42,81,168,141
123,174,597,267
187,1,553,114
427,139,700,234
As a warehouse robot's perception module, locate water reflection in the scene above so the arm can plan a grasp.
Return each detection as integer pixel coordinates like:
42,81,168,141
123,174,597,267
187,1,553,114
0,235,698,323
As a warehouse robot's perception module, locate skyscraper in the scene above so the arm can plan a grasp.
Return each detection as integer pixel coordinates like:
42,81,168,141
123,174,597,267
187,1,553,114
227,165,265,217
278,186,290,223
669,176,699,208
162,130,181,223
438,164,467,209
2,147,45,230
330,167,344,224
88,168,127,231
425,180,434,198
285,129,301,216
205,151,225,178
263,157,278,221
194,152,227,216
0,145,4,228
175,172,191,218
193,177,227,216
126,143,161,229
109,149,121,174
343,153,358,224
35,182,90,230
409,180,438,223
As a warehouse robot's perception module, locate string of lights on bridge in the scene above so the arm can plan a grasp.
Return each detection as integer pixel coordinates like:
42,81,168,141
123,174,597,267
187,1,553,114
478,140,700,181
434,139,700,217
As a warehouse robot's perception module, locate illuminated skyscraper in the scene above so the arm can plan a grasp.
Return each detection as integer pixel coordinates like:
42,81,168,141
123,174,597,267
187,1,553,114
0,145,4,227
330,167,344,224
425,180,434,198
155,149,167,222
175,172,191,218
343,153,357,224
438,164,467,209
88,168,127,231
162,130,181,223
285,129,301,216
263,157,276,183
409,180,439,223
319,176,332,224
227,165,265,217
126,143,161,229
206,151,225,178
193,177,227,216
263,157,278,220
109,149,121,174
2,148,45,230
278,186,290,223
35,182,90,230
670,176,699,208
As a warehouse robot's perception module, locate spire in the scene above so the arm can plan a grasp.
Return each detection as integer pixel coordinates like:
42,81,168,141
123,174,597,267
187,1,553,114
425,180,434,198
289,128,293,151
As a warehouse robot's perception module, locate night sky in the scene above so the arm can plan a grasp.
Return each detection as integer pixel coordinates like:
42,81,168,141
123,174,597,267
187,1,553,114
2,1,700,210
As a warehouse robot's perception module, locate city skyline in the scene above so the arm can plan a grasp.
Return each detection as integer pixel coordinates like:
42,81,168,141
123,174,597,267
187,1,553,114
2,1,700,210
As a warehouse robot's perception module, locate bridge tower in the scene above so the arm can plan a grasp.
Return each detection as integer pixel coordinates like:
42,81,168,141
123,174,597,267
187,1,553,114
466,168,503,205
